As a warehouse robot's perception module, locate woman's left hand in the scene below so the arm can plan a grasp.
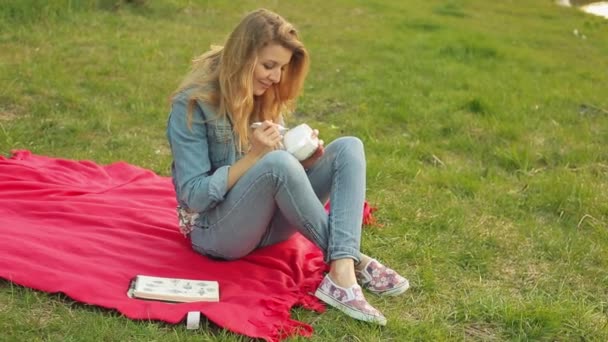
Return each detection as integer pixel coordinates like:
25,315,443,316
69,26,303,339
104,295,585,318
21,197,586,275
300,129,324,170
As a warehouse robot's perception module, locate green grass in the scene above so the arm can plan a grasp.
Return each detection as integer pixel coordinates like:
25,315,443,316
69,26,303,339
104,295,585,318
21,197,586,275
1,0,608,340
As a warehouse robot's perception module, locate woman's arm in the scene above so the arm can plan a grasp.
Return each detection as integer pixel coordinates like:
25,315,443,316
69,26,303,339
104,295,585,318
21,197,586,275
225,152,261,190
226,120,283,189
167,96,231,212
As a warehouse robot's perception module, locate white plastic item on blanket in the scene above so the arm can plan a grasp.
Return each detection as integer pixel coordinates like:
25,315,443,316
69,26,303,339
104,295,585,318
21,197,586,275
186,311,201,330
282,123,319,161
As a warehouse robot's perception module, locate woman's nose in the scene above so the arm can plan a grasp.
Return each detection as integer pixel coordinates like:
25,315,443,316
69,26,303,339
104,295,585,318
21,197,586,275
269,68,281,83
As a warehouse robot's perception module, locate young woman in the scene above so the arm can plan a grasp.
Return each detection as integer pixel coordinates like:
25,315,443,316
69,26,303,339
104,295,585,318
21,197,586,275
166,8,409,325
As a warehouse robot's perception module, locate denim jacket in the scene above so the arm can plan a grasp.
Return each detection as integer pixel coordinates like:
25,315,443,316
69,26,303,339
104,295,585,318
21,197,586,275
166,91,243,234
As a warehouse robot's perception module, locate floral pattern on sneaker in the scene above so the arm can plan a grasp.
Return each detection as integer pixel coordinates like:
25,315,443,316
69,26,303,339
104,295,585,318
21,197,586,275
355,259,409,296
315,275,386,324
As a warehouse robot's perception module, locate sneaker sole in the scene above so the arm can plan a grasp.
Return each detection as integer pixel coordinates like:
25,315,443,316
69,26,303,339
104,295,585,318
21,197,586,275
314,289,387,326
375,280,410,297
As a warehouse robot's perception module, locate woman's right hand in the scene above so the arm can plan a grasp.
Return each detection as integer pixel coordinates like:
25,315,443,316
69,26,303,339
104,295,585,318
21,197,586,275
249,120,283,158
227,120,282,190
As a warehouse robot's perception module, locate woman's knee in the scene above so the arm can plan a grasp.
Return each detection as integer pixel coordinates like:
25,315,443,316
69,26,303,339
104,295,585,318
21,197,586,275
331,136,365,161
258,150,304,176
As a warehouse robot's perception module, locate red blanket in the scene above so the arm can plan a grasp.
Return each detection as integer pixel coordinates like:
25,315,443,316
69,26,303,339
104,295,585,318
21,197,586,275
0,150,328,341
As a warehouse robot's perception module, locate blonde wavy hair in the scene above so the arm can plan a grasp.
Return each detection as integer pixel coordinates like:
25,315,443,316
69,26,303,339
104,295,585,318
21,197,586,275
173,8,310,151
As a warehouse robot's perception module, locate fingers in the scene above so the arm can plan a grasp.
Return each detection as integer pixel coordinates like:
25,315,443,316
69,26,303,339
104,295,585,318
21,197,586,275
316,142,325,155
315,140,325,155
259,120,274,129
252,120,283,149
264,124,282,148
254,132,281,149
258,120,283,138
269,132,282,147
264,126,282,140
311,131,323,156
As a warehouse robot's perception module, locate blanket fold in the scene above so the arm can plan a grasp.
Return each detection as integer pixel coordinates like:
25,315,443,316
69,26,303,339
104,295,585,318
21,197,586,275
0,150,328,342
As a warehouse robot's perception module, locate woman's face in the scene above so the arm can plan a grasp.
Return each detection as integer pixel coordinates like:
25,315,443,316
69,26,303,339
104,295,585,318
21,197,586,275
253,43,293,96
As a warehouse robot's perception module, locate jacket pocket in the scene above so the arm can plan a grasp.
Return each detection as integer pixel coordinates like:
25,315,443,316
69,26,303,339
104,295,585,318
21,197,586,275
207,121,233,165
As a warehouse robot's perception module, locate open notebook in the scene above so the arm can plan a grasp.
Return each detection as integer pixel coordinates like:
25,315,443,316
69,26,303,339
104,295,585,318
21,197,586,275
128,275,219,303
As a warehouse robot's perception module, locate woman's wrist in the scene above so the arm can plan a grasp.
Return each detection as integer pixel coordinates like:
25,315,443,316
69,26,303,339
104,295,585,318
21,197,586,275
245,148,264,162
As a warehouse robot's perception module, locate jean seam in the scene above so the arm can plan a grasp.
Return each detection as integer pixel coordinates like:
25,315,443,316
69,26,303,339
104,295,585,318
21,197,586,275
279,174,328,250
328,245,360,262
328,149,340,239
329,246,359,255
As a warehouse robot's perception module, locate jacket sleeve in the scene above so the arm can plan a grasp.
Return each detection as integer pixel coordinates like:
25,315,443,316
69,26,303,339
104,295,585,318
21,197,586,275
166,96,230,212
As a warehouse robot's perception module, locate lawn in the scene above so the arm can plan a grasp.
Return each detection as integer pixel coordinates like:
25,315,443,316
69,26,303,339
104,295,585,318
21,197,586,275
1,0,607,340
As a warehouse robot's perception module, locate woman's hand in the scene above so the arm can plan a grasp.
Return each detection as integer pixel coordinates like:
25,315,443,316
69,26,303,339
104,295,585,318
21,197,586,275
249,120,283,158
300,129,325,170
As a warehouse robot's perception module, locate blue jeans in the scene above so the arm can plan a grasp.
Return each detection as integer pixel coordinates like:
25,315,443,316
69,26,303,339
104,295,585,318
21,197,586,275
190,137,366,263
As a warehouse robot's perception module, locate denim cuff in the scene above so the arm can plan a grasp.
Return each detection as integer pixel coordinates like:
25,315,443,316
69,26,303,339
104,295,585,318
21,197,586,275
327,246,361,264
208,165,230,202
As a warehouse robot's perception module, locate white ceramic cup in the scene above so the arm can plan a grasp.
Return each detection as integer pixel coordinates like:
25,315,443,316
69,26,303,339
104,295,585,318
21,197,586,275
283,123,319,161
